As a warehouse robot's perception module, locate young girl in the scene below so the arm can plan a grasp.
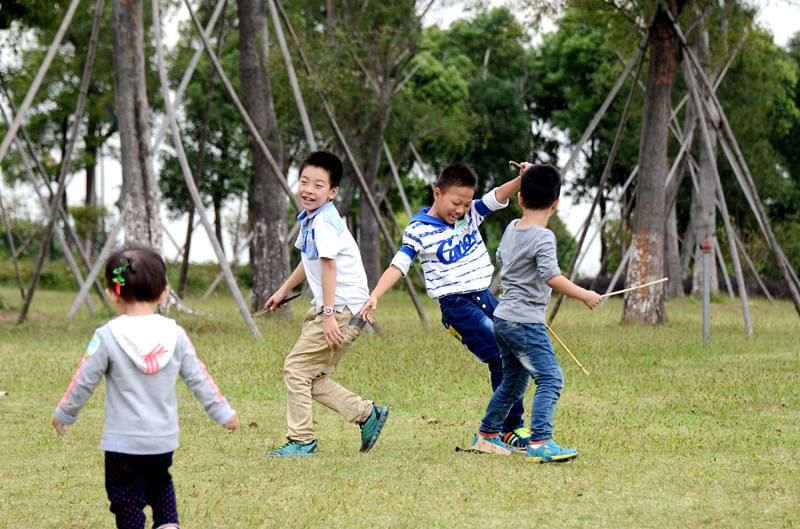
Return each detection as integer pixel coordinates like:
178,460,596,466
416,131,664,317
52,246,239,529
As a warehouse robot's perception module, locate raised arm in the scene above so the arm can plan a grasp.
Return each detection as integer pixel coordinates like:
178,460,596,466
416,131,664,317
493,161,531,204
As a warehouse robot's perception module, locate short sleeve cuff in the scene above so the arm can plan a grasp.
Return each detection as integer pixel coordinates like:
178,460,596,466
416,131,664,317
390,251,413,276
540,266,561,283
482,188,509,212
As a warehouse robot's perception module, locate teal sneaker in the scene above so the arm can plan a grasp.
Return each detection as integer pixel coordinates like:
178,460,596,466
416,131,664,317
360,405,389,452
471,433,513,455
502,427,531,451
526,439,578,463
265,439,318,458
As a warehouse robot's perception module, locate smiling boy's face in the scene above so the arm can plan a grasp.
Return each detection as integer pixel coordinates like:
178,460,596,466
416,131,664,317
297,165,338,212
429,184,475,224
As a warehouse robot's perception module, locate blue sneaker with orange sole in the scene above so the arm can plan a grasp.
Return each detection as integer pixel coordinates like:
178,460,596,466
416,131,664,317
471,433,514,455
526,439,578,463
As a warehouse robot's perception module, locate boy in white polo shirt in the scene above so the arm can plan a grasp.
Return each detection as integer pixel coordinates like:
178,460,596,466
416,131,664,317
262,151,388,457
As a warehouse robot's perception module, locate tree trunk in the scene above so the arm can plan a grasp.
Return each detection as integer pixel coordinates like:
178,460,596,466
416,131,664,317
598,189,608,276
237,0,288,309
177,207,194,299
325,0,336,42
214,197,224,255
84,141,97,258
111,0,162,249
690,27,720,296
664,203,683,297
358,90,392,289
623,2,683,324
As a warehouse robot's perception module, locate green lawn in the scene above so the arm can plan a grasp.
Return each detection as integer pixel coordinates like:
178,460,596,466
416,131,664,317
1,286,798,528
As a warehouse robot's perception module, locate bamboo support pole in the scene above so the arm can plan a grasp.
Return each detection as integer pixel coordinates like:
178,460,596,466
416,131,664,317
18,0,104,324
684,62,752,335
275,0,428,326
561,32,649,177
548,39,647,325
152,0,228,152
154,0,261,338
0,0,81,164
665,7,800,317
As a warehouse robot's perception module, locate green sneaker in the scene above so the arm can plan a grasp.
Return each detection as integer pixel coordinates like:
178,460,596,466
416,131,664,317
359,405,389,452
502,427,531,451
265,439,318,458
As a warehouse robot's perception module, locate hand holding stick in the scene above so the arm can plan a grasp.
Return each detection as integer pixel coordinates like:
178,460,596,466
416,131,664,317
251,291,303,317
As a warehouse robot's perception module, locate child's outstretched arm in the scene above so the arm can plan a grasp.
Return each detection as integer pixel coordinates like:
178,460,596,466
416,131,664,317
52,331,109,437
178,329,239,431
493,161,531,204
546,275,602,310
263,262,306,312
359,265,404,324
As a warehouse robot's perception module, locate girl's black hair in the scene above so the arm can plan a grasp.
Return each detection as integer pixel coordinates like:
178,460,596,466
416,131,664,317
105,246,168,302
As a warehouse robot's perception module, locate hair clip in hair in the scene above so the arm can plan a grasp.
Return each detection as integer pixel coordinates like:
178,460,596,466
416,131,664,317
111,258,131,295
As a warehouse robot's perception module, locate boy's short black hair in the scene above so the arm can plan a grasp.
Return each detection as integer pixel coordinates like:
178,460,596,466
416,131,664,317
435,162,478,192
299,151,343,188
105,246,168,302
520,164,561,210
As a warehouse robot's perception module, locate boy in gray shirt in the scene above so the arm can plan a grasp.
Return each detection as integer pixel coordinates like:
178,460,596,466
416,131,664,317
470,164,601,461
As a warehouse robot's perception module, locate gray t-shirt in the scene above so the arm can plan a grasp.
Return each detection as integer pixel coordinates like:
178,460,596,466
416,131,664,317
494,220,561,323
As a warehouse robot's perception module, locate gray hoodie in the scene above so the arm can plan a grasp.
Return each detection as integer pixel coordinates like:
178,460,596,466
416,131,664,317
55,314,235,455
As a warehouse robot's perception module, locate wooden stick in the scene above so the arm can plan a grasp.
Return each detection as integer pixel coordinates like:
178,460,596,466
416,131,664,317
545,324,589,376
600,277,668,299
251,291,303,317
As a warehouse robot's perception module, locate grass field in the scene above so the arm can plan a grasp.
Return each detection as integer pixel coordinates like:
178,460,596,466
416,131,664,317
0,286,798,528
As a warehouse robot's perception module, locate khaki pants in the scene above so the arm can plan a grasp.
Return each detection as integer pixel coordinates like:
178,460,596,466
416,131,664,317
284,307,373,443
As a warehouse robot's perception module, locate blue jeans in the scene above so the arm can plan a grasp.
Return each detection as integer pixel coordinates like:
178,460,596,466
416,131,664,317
439,290,525,432
479,317,564,441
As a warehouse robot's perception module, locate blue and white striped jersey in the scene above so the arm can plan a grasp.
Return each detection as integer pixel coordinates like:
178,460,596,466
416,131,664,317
390,189,508,299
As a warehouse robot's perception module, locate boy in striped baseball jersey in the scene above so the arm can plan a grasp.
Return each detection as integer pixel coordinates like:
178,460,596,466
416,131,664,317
360,162,530,448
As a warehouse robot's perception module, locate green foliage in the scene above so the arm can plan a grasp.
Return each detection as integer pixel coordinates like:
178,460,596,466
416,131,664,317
529,7,642,201
68,204,108,244
419,8,535,192
157,3,249,220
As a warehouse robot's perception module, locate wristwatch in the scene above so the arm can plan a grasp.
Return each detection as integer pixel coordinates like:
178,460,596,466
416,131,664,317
322,306,335,317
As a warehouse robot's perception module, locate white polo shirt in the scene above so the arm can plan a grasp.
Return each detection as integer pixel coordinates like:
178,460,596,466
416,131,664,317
295,201,369,314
